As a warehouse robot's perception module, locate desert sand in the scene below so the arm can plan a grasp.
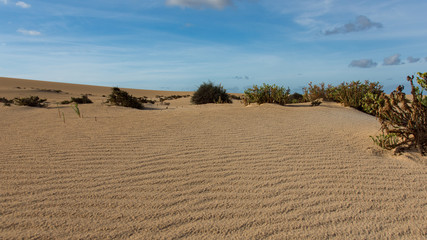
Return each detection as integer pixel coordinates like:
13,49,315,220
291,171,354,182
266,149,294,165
1,77,426,239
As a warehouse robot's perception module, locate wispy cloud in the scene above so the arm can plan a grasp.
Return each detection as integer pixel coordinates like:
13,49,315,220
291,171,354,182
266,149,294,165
17,29,41,36
348,59,377,68
16,1,31,8
324,15,382,35
407,56,420,63
165,0,232,9
1,0,7,4
383,54,402,66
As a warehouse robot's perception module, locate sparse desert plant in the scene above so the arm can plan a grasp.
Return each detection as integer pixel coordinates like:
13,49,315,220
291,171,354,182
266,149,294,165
191,81,231,104
229,94,242,100
14,96,47,107
243,84,290,106
71,103,82,118
107,87,144,109
60,100,72,104
71,94,93,104
372,72,427,155
0,97,13,106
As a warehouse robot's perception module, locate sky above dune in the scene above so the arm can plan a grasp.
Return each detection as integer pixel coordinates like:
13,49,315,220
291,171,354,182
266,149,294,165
0,0,426,92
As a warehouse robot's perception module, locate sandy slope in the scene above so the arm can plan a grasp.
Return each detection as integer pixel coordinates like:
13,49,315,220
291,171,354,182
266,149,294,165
1,77,426,239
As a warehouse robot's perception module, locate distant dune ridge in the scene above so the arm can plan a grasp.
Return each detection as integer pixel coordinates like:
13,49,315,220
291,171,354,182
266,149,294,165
0,77,426,238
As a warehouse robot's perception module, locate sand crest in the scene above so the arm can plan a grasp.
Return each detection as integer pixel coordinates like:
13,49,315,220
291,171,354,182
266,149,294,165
1,77,426,239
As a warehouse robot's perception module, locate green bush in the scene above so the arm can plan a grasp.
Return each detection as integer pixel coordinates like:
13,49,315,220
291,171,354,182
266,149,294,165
71,94,93,104
14,96,47,107
372,72,427,155
107,87,144,109
289,92,304,103
243,84,290,106
191,82,231,104
334,80,383,111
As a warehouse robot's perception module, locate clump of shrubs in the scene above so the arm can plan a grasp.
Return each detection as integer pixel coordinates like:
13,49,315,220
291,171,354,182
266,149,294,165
243,84,290,106
191,82,231,104
288,92,304,103
107,87,144,109
71,94,93,104
369,72,427,155
0,97,13,106
14,96,47,107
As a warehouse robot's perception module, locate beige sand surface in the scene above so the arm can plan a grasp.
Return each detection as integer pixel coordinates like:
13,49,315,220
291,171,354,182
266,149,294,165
1,77,426,239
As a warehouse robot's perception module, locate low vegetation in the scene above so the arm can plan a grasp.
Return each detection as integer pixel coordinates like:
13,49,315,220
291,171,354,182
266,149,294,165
369,72,427,155
0,97,13,106
107,87,144,109
243,84,290,106
14,96,47,107
191,82,231,104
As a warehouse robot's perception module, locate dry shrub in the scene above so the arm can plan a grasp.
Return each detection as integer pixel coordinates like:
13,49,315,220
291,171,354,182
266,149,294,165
373,72,427,155
14,96,47,107
191,82,231,104
107,87,144,109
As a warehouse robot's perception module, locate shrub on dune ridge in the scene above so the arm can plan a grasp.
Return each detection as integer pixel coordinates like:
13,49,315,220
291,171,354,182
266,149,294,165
107,87,144,109
243,84,290,106
14,96,47,107
191,82,231,104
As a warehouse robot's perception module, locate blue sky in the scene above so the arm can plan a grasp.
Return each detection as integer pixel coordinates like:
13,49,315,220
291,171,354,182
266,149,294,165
1,0,426,93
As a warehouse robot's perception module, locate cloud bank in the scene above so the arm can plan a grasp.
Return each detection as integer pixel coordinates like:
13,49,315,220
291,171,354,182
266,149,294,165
407,56,420,63
324,15,382,35
165,0,232,9
383,54,401,66
16,1,30,8
17,29,41,36
349,59,377,68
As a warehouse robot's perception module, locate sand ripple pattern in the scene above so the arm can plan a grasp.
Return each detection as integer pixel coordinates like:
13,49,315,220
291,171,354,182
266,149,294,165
1,102,426,239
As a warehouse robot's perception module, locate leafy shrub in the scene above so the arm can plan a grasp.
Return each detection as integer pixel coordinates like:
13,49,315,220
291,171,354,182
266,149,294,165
71,94,93,104
372,72,427,155
107,87,144,109
243,84,290,106
14,96,47,107
0,97,13,106
289,92,304,103
334,80,383,111
191,82,231,104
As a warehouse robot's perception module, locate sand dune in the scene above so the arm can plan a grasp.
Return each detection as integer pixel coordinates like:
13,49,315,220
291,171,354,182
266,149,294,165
1,77,426,239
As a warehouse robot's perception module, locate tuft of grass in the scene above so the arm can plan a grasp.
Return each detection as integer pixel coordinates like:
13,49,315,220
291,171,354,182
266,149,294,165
71,103,82,118
14,96,47,107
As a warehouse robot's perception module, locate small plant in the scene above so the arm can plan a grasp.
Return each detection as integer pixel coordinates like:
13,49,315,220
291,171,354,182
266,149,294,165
229,94,242,100
311,99,322,106
191,81,231,105
370,133,400,150
71,103,82,118
61,100,72,104
14,96,47,107
71,94,93,104
107,87,144,109
243,84,290,106
372,72,427,155
0,97,13,106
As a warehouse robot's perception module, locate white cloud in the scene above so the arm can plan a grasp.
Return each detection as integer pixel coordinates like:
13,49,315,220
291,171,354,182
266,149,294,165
17,29,41,36
1,0,8,4
166,0,232,9
349,59,377,68
16,1,31,8
383,54,402,66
